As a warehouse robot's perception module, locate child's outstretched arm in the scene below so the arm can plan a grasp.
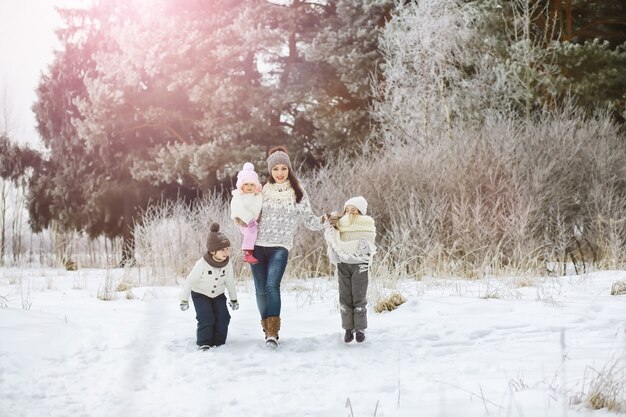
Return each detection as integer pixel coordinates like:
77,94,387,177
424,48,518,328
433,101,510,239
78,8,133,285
297,191,324,231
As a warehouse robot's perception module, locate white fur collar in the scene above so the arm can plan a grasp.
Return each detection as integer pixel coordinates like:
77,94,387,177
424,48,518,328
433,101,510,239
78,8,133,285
337,215,376,232
232,189,261,198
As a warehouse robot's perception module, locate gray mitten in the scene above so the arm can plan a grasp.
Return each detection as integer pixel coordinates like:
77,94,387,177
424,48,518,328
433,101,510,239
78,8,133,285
228,300,239,310
180,300,189,311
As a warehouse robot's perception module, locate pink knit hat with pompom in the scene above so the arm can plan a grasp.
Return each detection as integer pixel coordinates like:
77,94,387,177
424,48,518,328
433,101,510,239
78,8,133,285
236,162,262,192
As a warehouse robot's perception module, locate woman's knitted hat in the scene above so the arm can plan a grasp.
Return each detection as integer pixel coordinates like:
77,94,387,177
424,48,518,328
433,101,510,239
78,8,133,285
236,162,262,192
344,196,368,215
267,146,292,173
206,222,231,253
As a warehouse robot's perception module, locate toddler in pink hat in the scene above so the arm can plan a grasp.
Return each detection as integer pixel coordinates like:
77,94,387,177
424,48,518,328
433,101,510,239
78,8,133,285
230,162,263,264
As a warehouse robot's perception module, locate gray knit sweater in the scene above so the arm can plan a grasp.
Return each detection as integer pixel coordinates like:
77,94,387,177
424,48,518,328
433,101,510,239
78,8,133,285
255,182,323,250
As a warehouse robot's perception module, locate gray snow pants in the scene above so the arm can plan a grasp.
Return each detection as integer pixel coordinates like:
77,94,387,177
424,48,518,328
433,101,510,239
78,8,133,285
337,262,369,331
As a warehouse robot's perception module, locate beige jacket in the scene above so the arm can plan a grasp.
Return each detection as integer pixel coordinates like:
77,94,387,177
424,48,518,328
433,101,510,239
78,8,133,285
324,215,376,265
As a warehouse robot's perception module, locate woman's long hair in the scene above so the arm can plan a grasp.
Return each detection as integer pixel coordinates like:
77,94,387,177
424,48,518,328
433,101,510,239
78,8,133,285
267,146,304,203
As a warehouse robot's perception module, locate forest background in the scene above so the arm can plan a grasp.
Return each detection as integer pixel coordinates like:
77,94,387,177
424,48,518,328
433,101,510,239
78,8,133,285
0,0,625,283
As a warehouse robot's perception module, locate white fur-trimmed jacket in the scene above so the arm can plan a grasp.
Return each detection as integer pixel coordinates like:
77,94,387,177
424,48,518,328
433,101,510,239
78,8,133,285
180,257,237,302
324,215,377,265
230,190,263,224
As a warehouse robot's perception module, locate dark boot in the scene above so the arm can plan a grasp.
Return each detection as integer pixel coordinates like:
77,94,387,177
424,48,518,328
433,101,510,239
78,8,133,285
344,329,354,343
355,330,366,343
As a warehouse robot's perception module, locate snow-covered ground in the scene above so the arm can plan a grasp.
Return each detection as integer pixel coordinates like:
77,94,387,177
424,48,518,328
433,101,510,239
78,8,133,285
1,267,625,417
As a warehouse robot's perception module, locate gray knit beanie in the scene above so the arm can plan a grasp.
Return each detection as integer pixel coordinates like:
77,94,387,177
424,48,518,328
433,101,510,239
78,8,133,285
206,222,230,252
267,147,292,173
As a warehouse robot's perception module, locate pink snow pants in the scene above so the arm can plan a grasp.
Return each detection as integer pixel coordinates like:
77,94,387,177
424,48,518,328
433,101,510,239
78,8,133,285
239,225,258,251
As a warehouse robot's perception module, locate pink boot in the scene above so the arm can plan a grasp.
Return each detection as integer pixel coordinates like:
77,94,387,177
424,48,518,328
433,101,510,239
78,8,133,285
243,250,258,264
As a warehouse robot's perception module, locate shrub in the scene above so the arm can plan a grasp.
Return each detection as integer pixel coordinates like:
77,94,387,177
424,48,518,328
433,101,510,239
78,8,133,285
611,281,626,296
134,106,626,282
374,291,407,313
583,356,625,412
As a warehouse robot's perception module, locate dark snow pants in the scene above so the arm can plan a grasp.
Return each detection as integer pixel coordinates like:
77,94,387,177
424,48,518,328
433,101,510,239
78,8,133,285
337,262,369,331
191,291,231,347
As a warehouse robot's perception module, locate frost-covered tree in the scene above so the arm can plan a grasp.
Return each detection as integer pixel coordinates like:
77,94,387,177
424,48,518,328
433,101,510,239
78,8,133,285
541,0,626,46
70,0,270,189
553,40,626,121
375,0,626,133
371,0,626,275
31,1,198,263
71,0,392,183
478,0,562,118
0,136,40,265
282,0,392,161
29,0,392,261
474,0,626,120
372,0,476,144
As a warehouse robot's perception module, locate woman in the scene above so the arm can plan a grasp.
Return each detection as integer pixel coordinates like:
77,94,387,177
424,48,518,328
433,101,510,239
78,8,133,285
235,146,323,348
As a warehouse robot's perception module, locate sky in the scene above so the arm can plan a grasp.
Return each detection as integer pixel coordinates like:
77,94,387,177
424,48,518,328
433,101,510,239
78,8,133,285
1,266,624,417
0,0,89,147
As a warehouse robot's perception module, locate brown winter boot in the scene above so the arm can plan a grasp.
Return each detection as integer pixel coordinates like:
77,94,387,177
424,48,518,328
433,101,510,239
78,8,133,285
265,316,281,345
261,318,268,338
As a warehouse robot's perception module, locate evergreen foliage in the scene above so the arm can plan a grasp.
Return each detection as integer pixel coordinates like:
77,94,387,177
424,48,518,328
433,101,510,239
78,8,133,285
473,0,626,120
0,135,41,182
553,40,626,119
371,0,626,275
2,0,624,263
26,0,391,258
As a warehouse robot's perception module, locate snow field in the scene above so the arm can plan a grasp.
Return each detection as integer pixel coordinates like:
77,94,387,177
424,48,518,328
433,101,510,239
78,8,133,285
1,268,625,417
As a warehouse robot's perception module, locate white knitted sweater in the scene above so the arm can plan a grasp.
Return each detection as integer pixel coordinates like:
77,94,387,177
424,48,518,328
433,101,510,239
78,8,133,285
255,182,323,250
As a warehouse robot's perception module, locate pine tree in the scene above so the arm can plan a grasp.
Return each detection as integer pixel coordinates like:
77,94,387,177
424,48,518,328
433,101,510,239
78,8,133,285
32,1,199,263
472,0,626,120
29,0,392,260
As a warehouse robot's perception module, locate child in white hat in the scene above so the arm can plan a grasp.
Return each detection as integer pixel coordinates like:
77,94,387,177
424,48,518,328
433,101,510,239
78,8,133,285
324,196,376,343
230,162,263,264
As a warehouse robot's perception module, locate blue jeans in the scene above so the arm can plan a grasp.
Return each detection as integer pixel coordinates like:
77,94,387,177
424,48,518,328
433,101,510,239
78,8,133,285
250,245,289,318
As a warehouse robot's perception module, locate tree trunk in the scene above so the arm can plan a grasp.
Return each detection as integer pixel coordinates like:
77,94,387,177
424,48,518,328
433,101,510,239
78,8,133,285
121,227,135,266
565,0,573,41
120,194,136,266
12,182,25,263
0,180,7,266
